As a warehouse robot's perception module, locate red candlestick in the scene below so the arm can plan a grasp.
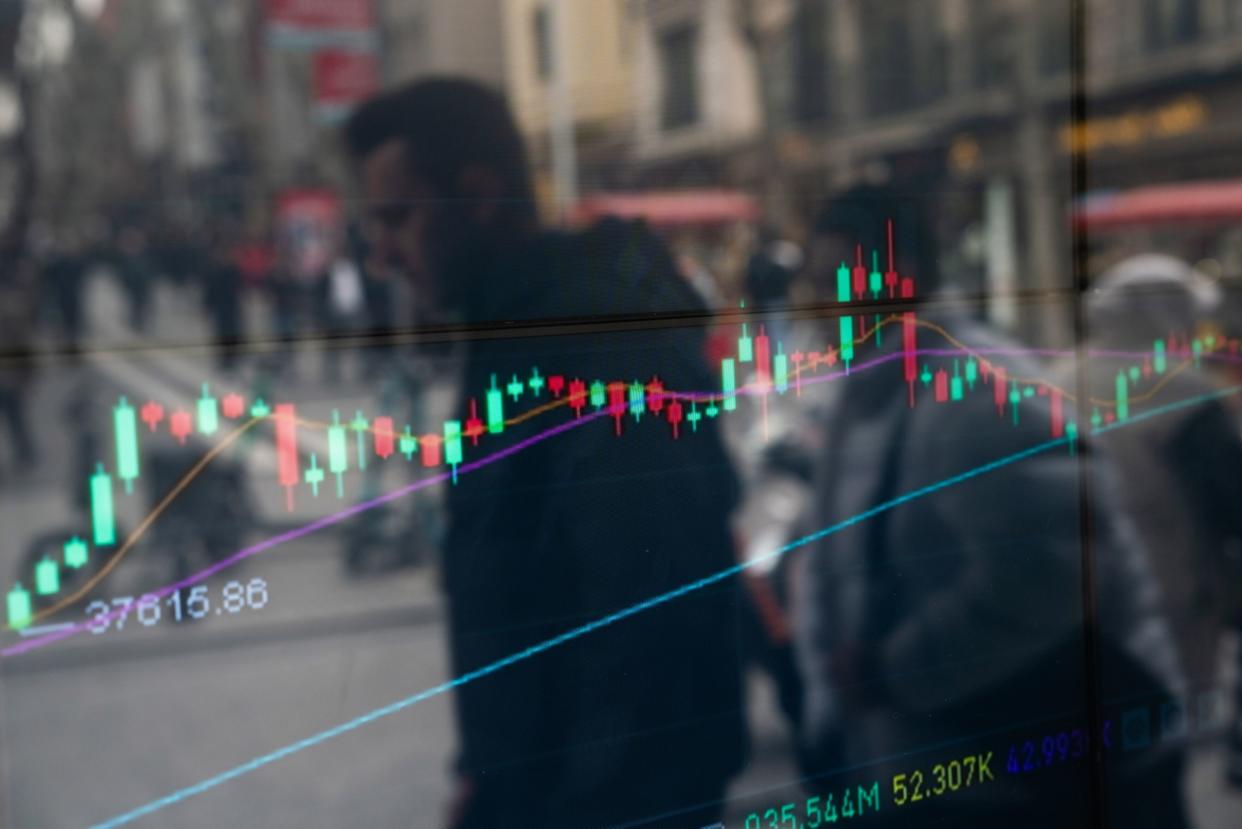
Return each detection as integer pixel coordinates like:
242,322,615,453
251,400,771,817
170,410,192,445
464,399,484,446
755,329,771,391
993,367,1008,415
275,404,299,511
607,381,627,436
646,376,665,413
1051,389,1064,438
222,393,245,419
420,434,443,467
568,379,587,418
141,401,165,432
373,416,395,460
666,400,683,440
903,311,917,408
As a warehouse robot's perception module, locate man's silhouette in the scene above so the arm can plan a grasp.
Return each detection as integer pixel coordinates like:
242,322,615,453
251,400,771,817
346,78,747,829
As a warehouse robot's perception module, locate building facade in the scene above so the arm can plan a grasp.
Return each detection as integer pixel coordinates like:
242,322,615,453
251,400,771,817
632,0,761,166
500,0,637,208
756,0,1242,329
379,0,506,89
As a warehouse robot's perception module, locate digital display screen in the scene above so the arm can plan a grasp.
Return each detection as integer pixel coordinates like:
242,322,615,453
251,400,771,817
2,2,1241,828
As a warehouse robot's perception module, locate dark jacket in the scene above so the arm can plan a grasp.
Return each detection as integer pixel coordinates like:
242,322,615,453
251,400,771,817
1084,256,1242,659
442,220,747,828
793,312,1183,827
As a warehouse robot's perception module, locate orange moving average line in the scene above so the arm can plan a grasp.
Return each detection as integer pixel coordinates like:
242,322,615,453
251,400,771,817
17,393,580,629
28,416,266,624
10,315,1214,630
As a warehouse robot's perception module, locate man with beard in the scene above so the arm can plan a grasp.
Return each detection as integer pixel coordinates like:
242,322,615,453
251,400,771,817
345,79,748,829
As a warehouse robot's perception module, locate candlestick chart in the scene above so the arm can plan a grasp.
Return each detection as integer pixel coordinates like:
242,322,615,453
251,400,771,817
38,350,1242,829
3,231,1236,645
0,239,1238,829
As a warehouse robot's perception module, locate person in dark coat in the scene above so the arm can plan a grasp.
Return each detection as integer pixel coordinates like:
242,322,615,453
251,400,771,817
0,257,39,473
114,225,154,333
202,230,244,372
1082,254,1242,791
43,233,87,353
793,185,1186,828
345,78,748,829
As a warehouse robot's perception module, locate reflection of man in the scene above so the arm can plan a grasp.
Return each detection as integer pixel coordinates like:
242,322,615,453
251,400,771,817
346,79,747,829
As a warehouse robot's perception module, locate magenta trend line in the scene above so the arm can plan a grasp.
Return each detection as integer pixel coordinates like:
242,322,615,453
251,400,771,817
1,409,610,658
0,342,1225,658
5,349,889,658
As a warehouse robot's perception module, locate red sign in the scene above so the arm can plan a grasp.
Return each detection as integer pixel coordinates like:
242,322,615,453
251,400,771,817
276,189,342,281
266,0,374,32
313,49,379,110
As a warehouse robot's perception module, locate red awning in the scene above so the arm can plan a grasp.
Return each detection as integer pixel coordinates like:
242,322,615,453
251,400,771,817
1075,179,1242,230
571,190,760,228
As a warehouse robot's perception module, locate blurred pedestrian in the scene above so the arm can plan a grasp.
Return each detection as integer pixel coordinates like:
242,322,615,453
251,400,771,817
202,229,245,372
0,257,40,476
234,230,275,291
155,224,202,289
266,244,304,378
793,184,1187,827
318,246,365,382
346,78,747,829
745,226,803,349
746,225,802,309
42,231,88,353
114,224,154,333
1084,254,1242,789
1086,254,1242,678
354,221,398,378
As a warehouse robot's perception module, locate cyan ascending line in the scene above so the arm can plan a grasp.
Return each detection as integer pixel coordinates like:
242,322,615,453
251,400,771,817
89,382,1242,829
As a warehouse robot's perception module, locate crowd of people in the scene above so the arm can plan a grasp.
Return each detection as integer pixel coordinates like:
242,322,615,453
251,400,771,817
0,211,412,483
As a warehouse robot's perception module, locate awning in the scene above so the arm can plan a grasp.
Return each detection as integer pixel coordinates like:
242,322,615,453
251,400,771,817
1074,179,1242,230
571,190,760,228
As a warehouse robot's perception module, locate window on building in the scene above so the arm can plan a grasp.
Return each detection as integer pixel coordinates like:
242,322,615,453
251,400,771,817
659,23,699,131
862,0,946,115
1171,0,1202,42
1143,0,1163,49
1144,0,1202,50
920,25,950,103
792,0,829,124
1039,1,1072,77
861,1,914,114
402,11,428,69
616,0,632,59
533,5,552,81
973,0,1016,89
